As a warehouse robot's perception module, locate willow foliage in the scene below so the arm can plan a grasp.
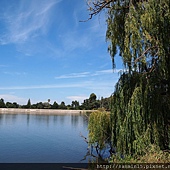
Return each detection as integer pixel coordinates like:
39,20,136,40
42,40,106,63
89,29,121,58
110,71,169,156
87,0,170,156
88,111,111,149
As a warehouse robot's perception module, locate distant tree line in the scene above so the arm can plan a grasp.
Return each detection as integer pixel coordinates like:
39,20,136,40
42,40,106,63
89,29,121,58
0,93,111,110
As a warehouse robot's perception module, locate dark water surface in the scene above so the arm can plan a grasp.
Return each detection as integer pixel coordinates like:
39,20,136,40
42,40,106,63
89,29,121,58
0,113,89,163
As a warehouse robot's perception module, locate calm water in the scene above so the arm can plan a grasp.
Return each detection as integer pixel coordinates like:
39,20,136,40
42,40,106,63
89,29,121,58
0,113,89,163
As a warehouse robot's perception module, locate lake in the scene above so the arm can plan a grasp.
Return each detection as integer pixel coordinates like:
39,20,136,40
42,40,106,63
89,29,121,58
0,113,89,163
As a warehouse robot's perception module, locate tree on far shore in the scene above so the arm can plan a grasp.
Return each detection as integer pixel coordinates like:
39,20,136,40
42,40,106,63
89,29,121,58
51,101,59,109
59,101,67,109
6,102,19,108
0,98,6,108
26,99,31,109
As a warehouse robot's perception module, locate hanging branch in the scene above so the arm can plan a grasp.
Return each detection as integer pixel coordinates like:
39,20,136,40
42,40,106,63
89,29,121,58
131,46,159,75
80,0,130,22
80,0,113,22
80,132,89,144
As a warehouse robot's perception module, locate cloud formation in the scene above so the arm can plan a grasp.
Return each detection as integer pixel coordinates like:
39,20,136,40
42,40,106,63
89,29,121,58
0,79,116,91
0,0,61,44
55,69,121,79
0,83,85,90
66,96,88,103
0,94,27,104
3,71,27,76
55,72,90,79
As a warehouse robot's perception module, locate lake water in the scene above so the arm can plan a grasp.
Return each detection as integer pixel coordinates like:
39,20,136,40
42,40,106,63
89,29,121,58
0,113,89,163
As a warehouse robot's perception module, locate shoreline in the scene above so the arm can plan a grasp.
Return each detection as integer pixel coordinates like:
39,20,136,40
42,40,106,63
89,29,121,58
0,108,94,115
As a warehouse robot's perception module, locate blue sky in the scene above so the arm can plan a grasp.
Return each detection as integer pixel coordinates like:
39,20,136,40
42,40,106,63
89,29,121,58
0,0,122,105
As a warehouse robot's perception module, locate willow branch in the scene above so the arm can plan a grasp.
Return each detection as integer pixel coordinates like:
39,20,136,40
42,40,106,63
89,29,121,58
134,46,158,63
80,132,88,143
80,0,113,22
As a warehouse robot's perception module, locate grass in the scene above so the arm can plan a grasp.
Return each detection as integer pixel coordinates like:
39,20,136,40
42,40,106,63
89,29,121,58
109,144,170,163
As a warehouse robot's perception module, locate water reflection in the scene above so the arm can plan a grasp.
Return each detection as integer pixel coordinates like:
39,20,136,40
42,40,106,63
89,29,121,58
71,115,79,127
0,114,3,124
53,115,58,123
0,114,17,125
72,114,89,128
34,115,50,126
0,113,89,129
82,115,88,127
27,114,30,126
59,115,65,124
5,114,17,122
26,114,87,126
0,113,89,163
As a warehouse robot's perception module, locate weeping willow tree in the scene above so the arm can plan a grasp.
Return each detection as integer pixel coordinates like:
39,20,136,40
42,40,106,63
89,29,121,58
87,0,170,156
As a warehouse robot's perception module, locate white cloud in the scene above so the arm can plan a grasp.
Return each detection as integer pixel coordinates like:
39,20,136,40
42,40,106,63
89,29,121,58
55,72,90,79
66,96,88,103
0,94,27,105
0,0,106,59
96,69,113,74
0,83,88,90
95,68,122,74
0,78,117,92
55,69,121,79
63,33,90,52
0,0,61,44
57,8,107,56
3,71,27,76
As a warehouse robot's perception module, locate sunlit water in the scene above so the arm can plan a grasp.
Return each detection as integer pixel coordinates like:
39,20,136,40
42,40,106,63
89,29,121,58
0,113,89,163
